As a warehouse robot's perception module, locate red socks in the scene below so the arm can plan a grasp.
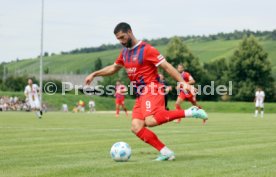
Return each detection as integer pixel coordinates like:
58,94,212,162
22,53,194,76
154,110,185,125
136,127,165,151
135,110,186,151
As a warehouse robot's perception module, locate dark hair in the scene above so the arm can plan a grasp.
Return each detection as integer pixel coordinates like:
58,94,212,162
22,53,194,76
114,22,131,34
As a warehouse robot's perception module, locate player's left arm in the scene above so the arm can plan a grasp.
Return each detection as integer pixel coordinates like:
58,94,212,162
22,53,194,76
24,87,28,98
159,60,195,94
188,76,195,85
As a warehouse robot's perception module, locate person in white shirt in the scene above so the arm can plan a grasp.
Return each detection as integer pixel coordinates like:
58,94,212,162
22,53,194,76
62,104,68,112
88,99,96,112
24,79,42,118
254,87,265,118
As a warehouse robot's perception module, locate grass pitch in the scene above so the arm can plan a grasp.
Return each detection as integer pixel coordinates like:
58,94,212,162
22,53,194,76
1,112,276,177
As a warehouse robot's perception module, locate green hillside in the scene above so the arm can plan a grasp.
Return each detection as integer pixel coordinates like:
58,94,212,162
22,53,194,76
5,39,276,79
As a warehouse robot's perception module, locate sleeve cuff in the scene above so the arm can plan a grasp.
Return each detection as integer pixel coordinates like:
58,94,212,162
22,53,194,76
155,59,165,67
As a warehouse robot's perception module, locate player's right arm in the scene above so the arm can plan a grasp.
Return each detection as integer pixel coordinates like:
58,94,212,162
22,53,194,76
85,64,122,85
85,50,125,85
24,86,28,98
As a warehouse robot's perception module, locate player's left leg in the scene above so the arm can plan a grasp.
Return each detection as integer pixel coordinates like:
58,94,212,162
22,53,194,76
145,106,208,127
115,103,120,117
260,102,264,118
255,101,260,117
188,96,206,125
30,100,41,119
143,88,207,127
260,108,264,118
121,103,128,116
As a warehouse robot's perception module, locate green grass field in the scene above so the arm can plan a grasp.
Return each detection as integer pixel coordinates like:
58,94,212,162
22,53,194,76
1,112,276,177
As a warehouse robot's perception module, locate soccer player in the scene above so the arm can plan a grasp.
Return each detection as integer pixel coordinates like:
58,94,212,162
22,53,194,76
62,103,68,112
254,87,265,118
24,79,42,118
115,80,128,117
174,64,203,123
84,22,208,161
88,99,96,112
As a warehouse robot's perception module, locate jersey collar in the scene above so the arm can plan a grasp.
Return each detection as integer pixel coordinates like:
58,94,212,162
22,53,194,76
128,41,142,50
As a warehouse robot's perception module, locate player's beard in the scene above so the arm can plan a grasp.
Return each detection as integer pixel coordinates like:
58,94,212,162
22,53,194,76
122,38,132,48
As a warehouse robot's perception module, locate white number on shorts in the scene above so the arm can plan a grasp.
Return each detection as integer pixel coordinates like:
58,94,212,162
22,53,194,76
146,101,151,110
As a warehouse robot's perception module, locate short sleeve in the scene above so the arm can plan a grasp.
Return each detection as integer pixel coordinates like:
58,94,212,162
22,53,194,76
146,46,165,67
188,75,194,81
114,50,124,66
182,72,190,81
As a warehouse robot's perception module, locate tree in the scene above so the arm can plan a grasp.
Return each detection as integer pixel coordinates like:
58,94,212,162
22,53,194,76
204,58,229,85
44,67,49,74
44,52,49,57
164,36,205,100
203,58,229,100
165,37,205,83
94,58,103,71
228,35,275,101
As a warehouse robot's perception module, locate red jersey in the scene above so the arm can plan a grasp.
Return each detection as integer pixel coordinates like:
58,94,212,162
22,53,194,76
115,84,126,99
180,71,194,95
181,72,193,82
115,41,165,86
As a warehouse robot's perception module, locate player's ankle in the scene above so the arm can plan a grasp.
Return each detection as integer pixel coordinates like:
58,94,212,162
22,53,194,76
185,109,193,117
160,146,173,155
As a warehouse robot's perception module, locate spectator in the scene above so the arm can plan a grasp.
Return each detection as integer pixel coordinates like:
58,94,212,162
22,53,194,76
88,99,96,112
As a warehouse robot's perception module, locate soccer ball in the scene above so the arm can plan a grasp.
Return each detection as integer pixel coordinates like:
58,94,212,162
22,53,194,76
110,142,131,162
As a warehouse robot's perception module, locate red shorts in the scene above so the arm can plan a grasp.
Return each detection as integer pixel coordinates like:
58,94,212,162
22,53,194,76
178,91,196,103
132,83,165,120
115,98,125,105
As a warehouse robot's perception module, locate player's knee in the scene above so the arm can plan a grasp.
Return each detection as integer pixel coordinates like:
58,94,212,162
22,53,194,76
131,122,143,134
145,116,157,127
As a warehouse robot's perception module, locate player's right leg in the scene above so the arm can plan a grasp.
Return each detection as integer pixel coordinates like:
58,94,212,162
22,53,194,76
132,98,175,161
115,103,120,117
175,95,183,110
131,118,175,161
121,104,128,116
255,107,259,117
188,96,206,125
255,101,260,117
174,96,184,123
